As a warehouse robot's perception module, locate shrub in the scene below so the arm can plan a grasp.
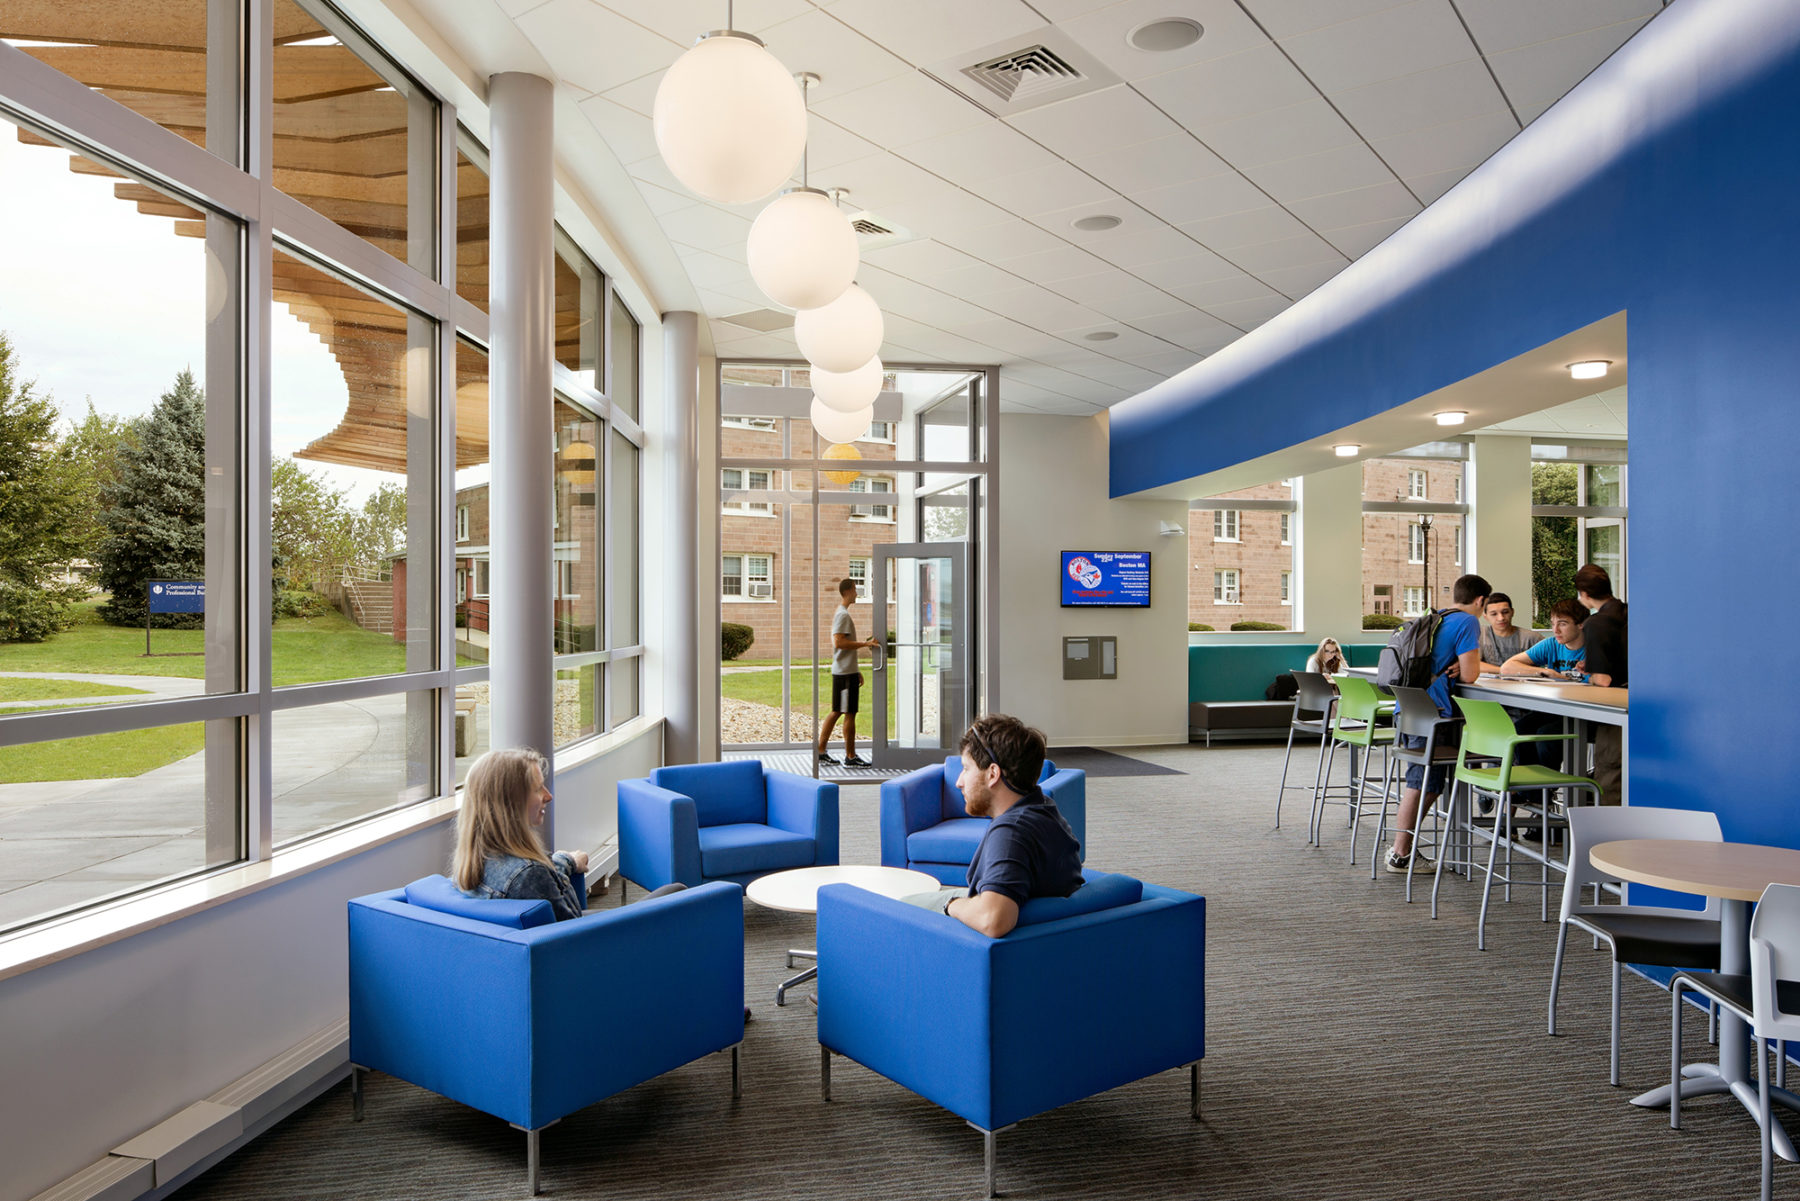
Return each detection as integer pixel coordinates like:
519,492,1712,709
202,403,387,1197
1363,613,1405,630
274,589,331,619
1187,623,1214,632
721,622,755,661
1230,620,1286,631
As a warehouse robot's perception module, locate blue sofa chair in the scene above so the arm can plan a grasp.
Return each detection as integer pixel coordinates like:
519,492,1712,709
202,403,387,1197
348,876,745,1193
880,756,1087,885
618,760,839,896
816,869,1205,1198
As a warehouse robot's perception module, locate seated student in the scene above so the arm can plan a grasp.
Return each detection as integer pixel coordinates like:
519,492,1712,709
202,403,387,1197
903,714,1083,938
1305,637,1346,675
1499,599,1587,771
453,747,591,920
1478,593,1541,673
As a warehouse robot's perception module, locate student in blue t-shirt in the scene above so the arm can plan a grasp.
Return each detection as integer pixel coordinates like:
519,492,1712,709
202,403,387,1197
1385,573,1490,875
1501,598,1587,679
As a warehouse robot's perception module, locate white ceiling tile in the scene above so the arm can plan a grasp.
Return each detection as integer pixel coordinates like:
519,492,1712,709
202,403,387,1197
1042,268,1174,306
1242,141,1394,203
1240,0,1412,39
516,0,680,94
961,318,1074,356
895,329,1006,362
966,162,1117,219
895,122,1061,180
877,184,1014,239
1133,347,1206,374
1133,44,1316,128
804,117,883,172
1005,86,1186,158
1006,360,1122,397
1128,249,1240,290
1052,325,1185,360
756,9,914,103
1192,97,1360,169
600,70,661,116
812,73,989,149
936,219,1069,260
821,0,1046,66
1168,273,1280,307
1330,59,1514,141
1487,18,1652,124
634,179,701,216
1405,166,1467,205
596,0,812,44
974,285,1108,331
1279,1,1477,95
1176,205,1310,251
659,204,755,251
1087,290,1195,321
855,268,994,325
829,153,958,210
1087,223,1206,268
1320,213,1411,257
928,261,1034,300
1078,359,1167,389
1066,134,1233,194
862,238,984,279
992,244,1113,283
1203,294,1293,328
576,95,660,165
1257,258,1347,297
627,153,695,197
1285,180,1420,229
1041,197,1158,243
1026,0,1120,21
1059,0,1270,81
1129,309,1241,354
1456,0,1662,55
679,250,757,293
1228,231,1344,273
1369,109,1517,179
1131,172,1274,225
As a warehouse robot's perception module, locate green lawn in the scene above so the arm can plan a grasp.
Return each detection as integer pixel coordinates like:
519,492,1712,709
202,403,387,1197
0,703,206,783
722,667,900,716
0,677,148,703
724,656,830,669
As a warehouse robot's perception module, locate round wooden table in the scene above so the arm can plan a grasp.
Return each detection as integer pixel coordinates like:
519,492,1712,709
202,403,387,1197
746,865,940,1005
1589,838,1800,1158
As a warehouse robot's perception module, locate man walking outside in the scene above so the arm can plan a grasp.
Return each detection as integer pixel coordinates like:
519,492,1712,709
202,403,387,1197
1575,564,1628,804
815,577,878,766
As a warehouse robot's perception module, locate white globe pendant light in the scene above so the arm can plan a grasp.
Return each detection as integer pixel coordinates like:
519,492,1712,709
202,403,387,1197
654,32,806,205
810,397,873,445
809,355,882,414
795,283,884,373
747,187,859,310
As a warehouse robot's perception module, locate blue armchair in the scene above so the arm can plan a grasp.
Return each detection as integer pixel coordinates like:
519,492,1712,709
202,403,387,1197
618,760,839,895
348,876,746,1193
816,869,1205,1198
880,756,1087,885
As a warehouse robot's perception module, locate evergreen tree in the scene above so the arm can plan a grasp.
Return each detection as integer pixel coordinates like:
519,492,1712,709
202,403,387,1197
61,399,142,550
0,334,87,642
1529,462,1580,627
96,369,209,627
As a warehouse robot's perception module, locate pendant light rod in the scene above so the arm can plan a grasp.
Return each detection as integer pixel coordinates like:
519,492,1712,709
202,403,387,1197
795,72,820,188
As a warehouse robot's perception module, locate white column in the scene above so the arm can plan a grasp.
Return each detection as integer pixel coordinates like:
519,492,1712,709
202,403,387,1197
487,72,555,782
1470,436,1532,613
663,311,700,765
1298,462,1364,643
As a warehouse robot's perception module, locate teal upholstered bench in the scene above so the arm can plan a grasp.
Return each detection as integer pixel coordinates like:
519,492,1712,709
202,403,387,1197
1186,642,1384,744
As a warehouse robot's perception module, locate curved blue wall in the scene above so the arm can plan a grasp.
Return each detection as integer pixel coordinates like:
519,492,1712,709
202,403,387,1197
1110,0,1800,845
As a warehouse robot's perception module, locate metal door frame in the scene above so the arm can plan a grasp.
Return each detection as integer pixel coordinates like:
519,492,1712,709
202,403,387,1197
871,541,968,769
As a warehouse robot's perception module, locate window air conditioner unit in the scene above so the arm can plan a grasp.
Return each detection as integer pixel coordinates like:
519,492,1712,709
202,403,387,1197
748,582,773,598
851,505,875,517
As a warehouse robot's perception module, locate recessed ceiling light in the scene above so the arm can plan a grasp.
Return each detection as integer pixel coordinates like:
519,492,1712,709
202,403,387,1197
1334,444,1361,457
1128,18,1204,52
1435,411,1467,426
1568,360,1611,380
1072,214,1122,232
1084,330,1119,341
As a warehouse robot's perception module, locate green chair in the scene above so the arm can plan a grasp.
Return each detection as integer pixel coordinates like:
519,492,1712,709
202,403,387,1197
1451,697,1602,950
1311,675,1394,853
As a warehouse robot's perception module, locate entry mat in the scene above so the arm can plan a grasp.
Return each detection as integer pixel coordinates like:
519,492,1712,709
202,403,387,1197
1049,747,1186,778
725,747,1184,781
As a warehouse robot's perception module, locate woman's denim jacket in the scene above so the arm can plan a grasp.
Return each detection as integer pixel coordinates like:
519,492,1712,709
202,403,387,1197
467,852,586,922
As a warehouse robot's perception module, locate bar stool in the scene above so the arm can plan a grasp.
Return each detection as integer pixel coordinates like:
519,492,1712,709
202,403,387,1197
1312,675,1393,852
1366,685,1463,898
1452,697,1602,950
1274,671,1337,830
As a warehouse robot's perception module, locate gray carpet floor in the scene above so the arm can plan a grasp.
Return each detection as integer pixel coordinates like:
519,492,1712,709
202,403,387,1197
173,742,1786,1200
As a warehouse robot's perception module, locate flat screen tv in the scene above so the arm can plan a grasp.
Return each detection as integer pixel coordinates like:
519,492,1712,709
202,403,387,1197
1060,551,1151,608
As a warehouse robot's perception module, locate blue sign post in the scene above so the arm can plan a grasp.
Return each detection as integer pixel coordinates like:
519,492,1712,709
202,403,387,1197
145,579,205,656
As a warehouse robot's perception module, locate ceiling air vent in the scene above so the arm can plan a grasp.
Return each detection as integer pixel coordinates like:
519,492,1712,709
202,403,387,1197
845,210,917,252
964,45,1083,104
851,216,892,237
718,309,793,332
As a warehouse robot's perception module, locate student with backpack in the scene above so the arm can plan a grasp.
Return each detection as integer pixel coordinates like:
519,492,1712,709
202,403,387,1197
1381,573,1490,874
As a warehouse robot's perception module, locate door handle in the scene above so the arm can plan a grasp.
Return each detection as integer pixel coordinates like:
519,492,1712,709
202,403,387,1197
871,643,886,672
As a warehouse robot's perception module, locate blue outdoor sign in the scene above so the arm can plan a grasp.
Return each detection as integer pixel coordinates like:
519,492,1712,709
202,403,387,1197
147,580,206,614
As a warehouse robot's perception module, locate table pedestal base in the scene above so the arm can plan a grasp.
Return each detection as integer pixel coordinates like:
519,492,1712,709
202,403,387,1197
1632,1066,1800,1162
776,948,817,1007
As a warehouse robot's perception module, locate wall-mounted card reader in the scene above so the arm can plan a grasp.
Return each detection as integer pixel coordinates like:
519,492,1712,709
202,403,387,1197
1063,636,1117,680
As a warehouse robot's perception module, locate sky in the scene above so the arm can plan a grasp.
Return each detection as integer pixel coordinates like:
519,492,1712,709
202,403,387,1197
0,119,406,504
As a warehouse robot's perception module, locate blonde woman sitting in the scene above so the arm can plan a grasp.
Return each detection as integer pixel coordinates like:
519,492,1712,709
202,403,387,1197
1305,637,1346,676
452,747,595,920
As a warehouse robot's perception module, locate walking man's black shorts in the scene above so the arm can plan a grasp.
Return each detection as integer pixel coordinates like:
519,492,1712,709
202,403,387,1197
831,672,861,715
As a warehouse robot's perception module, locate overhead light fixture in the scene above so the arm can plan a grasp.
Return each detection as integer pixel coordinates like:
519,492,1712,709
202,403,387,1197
746,75,859,310
1568,360,1611,380
810,398,873,445
653,20,805,205
1072,214,1121,232
795,279,884,373
1084,331,1119,342
820,441,864,486
1435,411,1467,426
809,355,883,414
1128,18,1203,52
1334,444,1361,457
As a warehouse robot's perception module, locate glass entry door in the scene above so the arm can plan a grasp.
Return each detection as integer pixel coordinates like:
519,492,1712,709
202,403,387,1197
871,542,966,769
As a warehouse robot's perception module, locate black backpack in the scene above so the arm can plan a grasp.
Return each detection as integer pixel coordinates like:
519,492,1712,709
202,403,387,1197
1264,673,1298,702
1376,610,1447,690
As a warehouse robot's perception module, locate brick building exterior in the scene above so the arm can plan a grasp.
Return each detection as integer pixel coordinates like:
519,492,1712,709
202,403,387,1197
1188,457,1469,630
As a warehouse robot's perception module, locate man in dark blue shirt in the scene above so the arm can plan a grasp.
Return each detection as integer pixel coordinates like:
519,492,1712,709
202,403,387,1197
905,714,1083,938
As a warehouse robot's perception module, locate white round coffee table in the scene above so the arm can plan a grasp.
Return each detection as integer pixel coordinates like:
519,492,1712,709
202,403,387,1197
746,865,941,1005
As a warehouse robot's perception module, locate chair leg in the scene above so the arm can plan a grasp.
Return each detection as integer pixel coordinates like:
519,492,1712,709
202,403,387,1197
1190,1061,1203,1119
1477,799,1505,951
984,1128,998,1200
1548,922,1569,1035
350,1065,365,1121
1275,722,1298,828
820,1045,832,1102
1672,984,1686,1130
1310,732,1335,845
1610,960,1623,1087
526,1128,541,1196
620,878,627,905
1370,752,1397,881
1762,1051,1775,1201
732,1043,742,1100
1780,1040,1789,1090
